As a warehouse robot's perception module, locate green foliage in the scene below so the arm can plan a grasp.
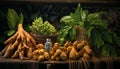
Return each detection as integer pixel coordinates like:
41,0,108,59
57,4,87,45
86,11,120,57
70,4,88,27
7,8,24,36
58,3,120,57
29,17,56,35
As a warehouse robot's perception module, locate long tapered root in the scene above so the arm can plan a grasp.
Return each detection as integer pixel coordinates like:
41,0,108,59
1,23,36,60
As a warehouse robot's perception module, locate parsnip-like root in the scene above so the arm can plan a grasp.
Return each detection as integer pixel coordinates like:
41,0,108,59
0,23,36,60
32,44,50,61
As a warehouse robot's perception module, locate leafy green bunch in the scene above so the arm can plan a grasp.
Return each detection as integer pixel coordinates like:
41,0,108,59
86,12,120,57
57,4,88,45
29,17,56,35
7,8,24,36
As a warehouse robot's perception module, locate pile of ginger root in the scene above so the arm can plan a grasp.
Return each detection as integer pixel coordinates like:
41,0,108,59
0,23,36,60
49,40,93,61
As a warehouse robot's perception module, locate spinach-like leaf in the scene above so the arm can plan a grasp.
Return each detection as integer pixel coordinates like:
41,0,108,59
70,4,82,23
60,16,72,24
86,26,94,38
91,29,104,48
101,30,112,43
70,3,87,27
69,27,76,41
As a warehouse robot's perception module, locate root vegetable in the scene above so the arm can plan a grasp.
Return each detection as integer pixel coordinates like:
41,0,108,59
56,56,61,61
49,50,55,56
27,47,33,59
64,41,72,48
1,23,36,60
11,50,19,59
33,55,39,61
44,52,50,60
53,42,60,50
76,49,85,58
67,46,72,52
33,50,39,55
56,49,62,55
69,47,77,60
76,43,84,50
19,50,24,60
38,55,44,61
60,51,67,60
3,44,13,58
36,44,44,49
84,45,92,55
82,52,90,59
81,40,88,46
73,40,80,48
39,49,45,55
51,55,55,61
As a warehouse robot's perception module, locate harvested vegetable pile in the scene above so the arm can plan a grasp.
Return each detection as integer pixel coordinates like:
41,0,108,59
32,40,92,61
32,44,50,61
48,40,92,61
0,23,36,60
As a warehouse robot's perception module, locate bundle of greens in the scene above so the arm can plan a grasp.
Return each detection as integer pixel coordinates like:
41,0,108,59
57,4,88,45
29,17,56,35
86,11,120,57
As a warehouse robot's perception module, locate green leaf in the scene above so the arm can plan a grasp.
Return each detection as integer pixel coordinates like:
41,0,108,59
101,30,112,43
88,13,99,21
70,3,84,26
81,10,88,22
91,29,103,48
78,21,84,27
70,3,82,22
86,26,94,38
111,32,120,46
60,16,72,24
7,8,19,30
19,12,24,23
69,27,76,41
100,44,117,57
7,30,16,36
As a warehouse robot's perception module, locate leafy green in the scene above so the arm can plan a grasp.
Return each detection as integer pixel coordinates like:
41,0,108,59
29,17,56,35
7,30,16,36
70,4,88,26
57,26,72,45
101,30,112,43
86,11,120,57
69,27,76,41
7,8,24,36
7,8,19,30
57,3,86,45
100,44,117,57
60,16,72,24
91,29,104,49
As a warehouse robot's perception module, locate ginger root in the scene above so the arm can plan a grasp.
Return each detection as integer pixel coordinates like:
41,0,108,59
0,24,36,60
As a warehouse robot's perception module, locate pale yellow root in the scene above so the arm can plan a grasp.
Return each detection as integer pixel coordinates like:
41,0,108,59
2,23,37,60
3,44,13,58
19,50,24,60
27,47,33,59
11,50,19,59
4,32,18,45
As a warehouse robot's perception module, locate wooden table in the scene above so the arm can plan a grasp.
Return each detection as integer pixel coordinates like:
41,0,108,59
0,56,120,69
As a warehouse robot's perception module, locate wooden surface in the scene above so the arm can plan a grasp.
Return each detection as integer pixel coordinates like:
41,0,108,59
0,56,120,69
